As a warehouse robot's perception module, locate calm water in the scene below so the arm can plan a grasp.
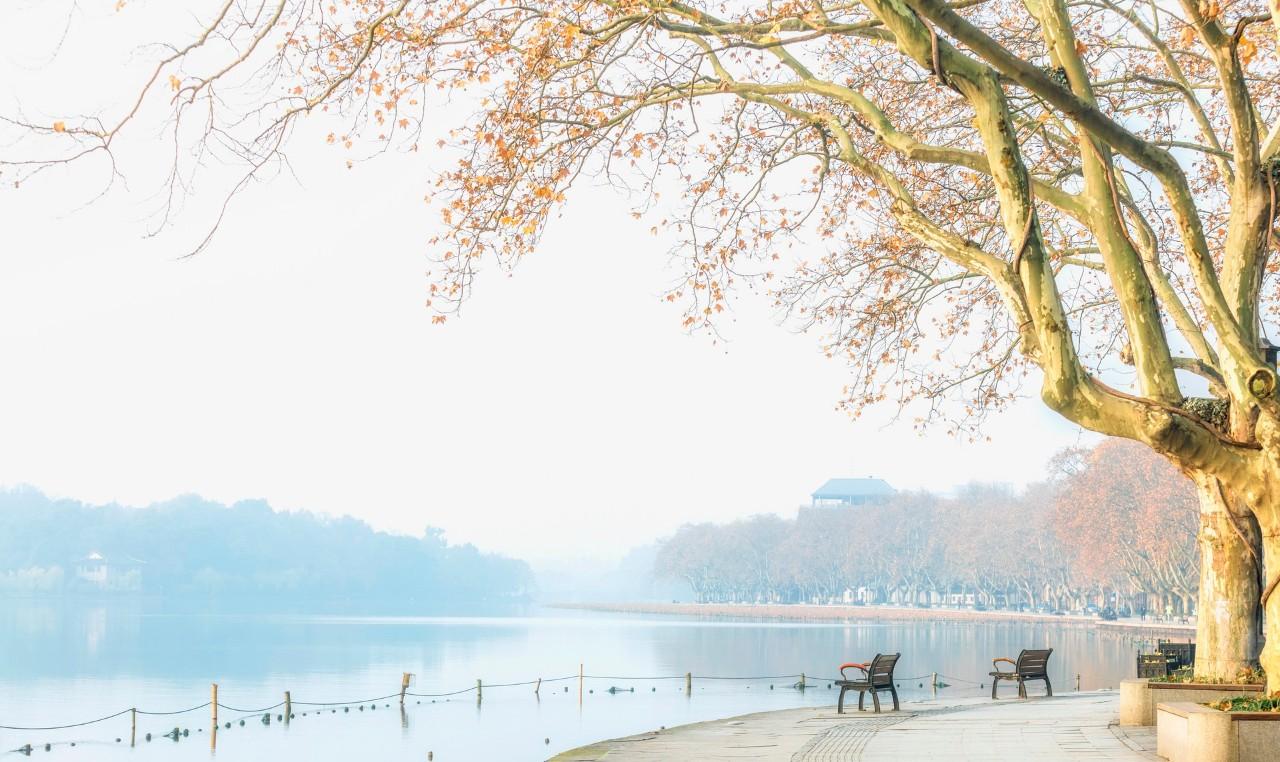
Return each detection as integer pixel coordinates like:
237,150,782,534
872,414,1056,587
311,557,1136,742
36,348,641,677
0,602,1154,760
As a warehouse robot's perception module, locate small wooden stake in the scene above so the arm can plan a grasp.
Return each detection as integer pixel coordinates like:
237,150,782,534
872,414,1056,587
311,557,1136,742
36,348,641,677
477,679,483,703
1076,674,1081,692
579,663,584,705
534,677,542,695
800,673,806,690
685,672,692,697
401,673,412,706
211,683,219,753
130,708,136,747
931,672,938,698
284,691,291,724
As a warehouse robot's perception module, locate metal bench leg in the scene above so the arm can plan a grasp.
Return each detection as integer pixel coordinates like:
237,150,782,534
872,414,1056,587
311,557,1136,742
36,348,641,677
858,690,866,711
890,686,900,711
1018,679,1027,699
991,677,999,700
1044,677,1052,697
838,686,847,714
871,689,881,713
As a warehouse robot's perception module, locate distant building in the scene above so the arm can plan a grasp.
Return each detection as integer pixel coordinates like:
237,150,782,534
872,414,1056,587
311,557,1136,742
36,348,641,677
73,552,145,591
810,477,895,507
75,552,109,586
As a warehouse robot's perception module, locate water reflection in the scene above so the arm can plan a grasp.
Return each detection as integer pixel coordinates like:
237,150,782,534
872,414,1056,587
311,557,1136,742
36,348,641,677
0,601,1153,761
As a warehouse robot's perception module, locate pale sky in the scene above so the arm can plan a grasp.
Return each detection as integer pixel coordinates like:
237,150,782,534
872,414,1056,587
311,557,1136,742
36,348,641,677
0,2,1091,563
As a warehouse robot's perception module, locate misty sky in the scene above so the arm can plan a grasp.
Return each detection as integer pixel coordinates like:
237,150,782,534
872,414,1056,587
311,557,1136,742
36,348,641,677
0,2,1092,563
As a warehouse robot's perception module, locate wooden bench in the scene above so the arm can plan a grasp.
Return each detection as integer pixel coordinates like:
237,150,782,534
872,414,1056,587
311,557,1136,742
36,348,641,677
990,648,1053,699
1157,640,1195,672
836,652,900,713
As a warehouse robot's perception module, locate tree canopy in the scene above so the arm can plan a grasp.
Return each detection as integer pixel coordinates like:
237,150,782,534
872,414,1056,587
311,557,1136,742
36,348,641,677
655,439,1199,612
5,0,1280,683
0,487,532,601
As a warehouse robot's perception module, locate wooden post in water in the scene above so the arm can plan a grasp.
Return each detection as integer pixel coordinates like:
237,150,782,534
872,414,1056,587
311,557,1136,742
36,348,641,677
579,663,584,705
534,677,541,696
401,673,413,706
284,691,291,723
800,673,806,691
931,672,938,698
130,708,136,747
1076,674,1081,692
211,683,219,753
685,672,692,697
476,679,483,704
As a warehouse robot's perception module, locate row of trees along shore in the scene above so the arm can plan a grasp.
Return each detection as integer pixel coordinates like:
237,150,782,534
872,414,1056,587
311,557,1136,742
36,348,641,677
7,0,1280,689
656,440,1197,615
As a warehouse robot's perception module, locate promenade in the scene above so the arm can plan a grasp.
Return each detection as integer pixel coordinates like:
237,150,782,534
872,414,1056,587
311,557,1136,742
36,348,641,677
560,602,1195,637
553,691,1159,761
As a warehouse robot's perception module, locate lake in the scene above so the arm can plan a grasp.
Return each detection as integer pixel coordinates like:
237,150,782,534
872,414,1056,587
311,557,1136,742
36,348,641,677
0,601,1156,760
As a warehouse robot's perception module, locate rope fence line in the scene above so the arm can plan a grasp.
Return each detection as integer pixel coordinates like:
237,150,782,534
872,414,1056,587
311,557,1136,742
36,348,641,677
136,702,212,717
292,692,402,707
214,701,286,714
0,666,1027,748
0,708,133,732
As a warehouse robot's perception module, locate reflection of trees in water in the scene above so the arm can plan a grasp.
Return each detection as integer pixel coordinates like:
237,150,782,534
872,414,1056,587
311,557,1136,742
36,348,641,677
645,621,1138,688
0,600,529,681
0,606,1143,694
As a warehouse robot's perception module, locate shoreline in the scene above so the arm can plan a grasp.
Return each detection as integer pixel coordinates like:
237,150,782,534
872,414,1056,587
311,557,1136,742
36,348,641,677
555,601,1195,637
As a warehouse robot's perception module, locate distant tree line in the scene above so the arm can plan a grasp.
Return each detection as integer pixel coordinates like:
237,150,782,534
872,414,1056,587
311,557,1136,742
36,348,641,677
654,440,1198,616
0,488,532,601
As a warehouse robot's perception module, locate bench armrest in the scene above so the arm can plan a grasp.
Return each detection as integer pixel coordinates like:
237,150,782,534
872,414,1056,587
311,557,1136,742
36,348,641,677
991,657,1017,674
839,662,869,679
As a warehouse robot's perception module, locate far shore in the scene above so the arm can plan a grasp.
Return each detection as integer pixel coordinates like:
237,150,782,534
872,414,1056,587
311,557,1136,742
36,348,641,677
555,601,1196,637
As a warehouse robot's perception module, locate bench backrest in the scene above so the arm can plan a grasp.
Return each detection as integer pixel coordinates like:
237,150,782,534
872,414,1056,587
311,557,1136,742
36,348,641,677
868,652,900,687
1157,642,1195,671
1136,653,1169,678
1016,648,1052,678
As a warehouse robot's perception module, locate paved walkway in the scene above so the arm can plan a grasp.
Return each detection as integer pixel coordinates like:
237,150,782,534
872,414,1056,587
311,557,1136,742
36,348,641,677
552,692,1160,761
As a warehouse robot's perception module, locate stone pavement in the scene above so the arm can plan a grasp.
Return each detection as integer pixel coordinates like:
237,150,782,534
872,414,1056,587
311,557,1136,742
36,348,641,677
552,691,1161,761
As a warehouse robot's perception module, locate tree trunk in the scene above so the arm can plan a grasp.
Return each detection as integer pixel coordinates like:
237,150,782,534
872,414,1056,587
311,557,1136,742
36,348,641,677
1262,533,1280,692
1192,474,1262,680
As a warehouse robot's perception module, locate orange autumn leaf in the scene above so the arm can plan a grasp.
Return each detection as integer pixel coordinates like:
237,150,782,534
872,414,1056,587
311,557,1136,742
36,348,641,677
1238,35,1257,66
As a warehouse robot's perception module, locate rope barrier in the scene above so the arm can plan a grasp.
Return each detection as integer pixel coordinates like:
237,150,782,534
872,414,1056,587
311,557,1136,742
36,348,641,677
477,678,554,688
216,701,286,713
0,667,1005,738
582,675,684,681
0,708,133,731
292,692,401,707
691,674,805,681
136,702,211,716
405,686,478,698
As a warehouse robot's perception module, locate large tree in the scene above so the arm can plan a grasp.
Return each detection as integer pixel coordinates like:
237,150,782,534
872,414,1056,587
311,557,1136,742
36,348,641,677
5,0,1280,685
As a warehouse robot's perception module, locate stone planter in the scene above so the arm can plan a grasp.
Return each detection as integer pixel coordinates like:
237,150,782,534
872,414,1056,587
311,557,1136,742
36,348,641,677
1119,678,1264,726
1156,701,1280,762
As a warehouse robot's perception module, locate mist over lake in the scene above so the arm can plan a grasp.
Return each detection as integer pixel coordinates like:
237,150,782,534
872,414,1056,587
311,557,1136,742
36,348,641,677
0,602,1149,760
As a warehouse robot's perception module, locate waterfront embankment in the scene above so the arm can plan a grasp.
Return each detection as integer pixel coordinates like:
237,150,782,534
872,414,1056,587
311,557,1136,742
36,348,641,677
559,601,1195,637
552,691,1156,761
